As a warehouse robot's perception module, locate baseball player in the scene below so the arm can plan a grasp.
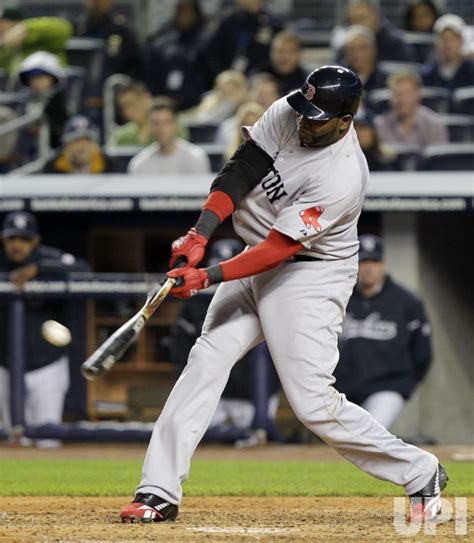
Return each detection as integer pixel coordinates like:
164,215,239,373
120,66,447,524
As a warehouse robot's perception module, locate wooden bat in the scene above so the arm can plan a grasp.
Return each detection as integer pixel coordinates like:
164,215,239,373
81,259,186,381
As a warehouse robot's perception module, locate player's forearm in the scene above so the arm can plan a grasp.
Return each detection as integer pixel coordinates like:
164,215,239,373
194,141,274,239
205,229,303,283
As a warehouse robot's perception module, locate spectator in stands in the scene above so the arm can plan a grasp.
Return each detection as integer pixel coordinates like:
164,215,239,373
0,105,18,173
421,14,474,93
43,115,119,174
0,211,90,447
343,0,415,62
128,98,211,175
144,0,210,111
171,238,280,445
75,0,143,80
248,73,280,111
343,25,387,95
0,6,72,76
206,0,283,77
185,70,249,124
403,0,441,33
108,81,154,147
334,235,432,430
354,112,395,171
214,101,264,159
18,51,68,149
375,71,448,150
253,31,306,96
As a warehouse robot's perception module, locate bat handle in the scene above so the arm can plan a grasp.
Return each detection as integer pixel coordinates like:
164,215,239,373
168,255,188,287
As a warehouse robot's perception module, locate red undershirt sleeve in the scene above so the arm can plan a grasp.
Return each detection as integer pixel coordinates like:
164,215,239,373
207,229,303,283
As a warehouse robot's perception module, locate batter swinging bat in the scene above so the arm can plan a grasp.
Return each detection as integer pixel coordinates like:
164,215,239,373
81,258,186,381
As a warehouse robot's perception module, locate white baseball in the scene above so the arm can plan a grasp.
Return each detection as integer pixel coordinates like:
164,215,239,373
41,320,72,347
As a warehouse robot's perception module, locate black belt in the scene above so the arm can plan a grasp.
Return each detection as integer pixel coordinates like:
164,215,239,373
293,254,324,262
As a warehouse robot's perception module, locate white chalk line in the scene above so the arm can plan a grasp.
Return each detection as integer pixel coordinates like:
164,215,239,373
187,526,300,535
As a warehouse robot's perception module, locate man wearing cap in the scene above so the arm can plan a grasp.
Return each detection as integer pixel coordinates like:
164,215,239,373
0,211,90,448
43,115,119,174
421,14,474,94
334,235,432,430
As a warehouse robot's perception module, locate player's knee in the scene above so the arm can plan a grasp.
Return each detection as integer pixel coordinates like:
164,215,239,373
292,386,345,428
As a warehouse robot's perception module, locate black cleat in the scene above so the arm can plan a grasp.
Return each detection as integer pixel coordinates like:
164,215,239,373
409,464,449,521
120,493,179,523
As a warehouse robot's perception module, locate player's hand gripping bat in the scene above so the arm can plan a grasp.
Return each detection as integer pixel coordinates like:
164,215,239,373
81,257,186,381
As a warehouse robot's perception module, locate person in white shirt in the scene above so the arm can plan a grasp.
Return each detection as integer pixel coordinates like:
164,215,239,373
128,99,211,175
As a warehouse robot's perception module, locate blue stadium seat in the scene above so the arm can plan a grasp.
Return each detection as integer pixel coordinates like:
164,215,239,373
65,38,105,96
64,66,87,115
419,144,474,170
439,114,474,143
402,32,435,64
187,123,221,144
452,87,474,116
383,143,421,171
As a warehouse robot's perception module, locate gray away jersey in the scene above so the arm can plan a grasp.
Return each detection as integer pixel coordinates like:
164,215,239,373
233,97,370,260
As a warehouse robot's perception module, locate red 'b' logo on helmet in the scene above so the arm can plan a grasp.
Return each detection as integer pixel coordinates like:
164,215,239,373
300,206,324,232
303,83,316,101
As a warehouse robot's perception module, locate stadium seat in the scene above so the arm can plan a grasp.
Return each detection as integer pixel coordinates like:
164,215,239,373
0,92,28,114
103,145,139,172
64,66,87,115
200,144,225,172
103,73,133,143
383,143,421,171
402,32,435,64
0,68,7,91
378,61,422,75
439,114,474,142
187,123,221,144
65,38,105,96
419,143,474,170
452,87,474,116
368,87,450,115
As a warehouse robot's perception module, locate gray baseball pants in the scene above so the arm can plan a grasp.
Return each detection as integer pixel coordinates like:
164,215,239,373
137,256,438,503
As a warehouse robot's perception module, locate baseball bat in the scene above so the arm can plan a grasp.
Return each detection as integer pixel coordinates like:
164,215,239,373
81,257,186,381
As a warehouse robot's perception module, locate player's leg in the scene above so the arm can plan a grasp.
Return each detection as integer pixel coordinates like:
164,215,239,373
256,259,441,500
24,356,70,448
361,391,406,429
135,277,263,506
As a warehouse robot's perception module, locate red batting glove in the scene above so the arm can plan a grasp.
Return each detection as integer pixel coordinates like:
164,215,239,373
167,267,211,299
169,227,208,268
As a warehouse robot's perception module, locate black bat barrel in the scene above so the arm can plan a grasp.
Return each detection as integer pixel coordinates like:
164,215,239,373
81,312,146,380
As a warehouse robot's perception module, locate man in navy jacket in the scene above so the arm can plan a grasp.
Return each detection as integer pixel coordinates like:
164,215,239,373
334,235,432,429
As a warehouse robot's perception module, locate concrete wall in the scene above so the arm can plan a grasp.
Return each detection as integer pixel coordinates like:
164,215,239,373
382,213,473,445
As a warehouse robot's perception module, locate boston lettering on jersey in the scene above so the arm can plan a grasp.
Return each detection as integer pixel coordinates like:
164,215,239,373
261,166,287,203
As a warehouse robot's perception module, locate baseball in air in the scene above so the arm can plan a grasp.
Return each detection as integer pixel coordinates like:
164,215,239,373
41,320,72,347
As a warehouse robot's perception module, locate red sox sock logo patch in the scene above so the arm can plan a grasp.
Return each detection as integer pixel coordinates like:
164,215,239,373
299,206,324,234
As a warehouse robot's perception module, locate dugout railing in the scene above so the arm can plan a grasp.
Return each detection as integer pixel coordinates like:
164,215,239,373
0,274,279,443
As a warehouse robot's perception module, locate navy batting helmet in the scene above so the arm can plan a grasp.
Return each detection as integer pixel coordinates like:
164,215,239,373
207,239,244,267
287,65,362,120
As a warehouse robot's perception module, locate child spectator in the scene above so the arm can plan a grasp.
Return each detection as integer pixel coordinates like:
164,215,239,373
375,71,448,150
185,70,249,124
248,72,280,111
43,115,119,174
128,99,210,175
108,81,154,147
253,31,306,96
18,51,68,149
421,14,474,94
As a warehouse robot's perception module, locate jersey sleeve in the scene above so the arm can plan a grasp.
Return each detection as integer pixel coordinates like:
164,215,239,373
272,174,360,249
242,97,289,158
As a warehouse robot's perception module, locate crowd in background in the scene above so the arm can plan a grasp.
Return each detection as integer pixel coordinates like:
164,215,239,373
0,0,472,175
